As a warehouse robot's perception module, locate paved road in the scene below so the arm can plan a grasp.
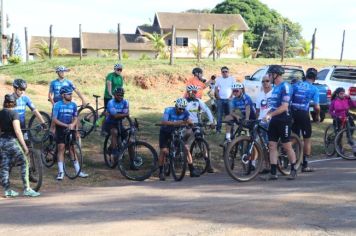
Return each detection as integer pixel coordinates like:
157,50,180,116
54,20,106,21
1,158,356,236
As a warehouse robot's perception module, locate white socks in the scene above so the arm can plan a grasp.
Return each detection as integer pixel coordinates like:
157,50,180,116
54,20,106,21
58,162,64,173
225,133,231,140
74,161,80,173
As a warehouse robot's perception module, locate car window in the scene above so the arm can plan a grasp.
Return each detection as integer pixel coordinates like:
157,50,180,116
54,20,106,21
282,69,305,83
316,69,329,80
250,69,265,81
330,68,356,83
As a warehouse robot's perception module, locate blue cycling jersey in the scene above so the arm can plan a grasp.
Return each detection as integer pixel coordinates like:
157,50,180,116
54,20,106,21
105,99,129,124
49,79,76,103
14,95,36,127
231,94,256,119
52,101,77,124
291,80,319,111
270,81,293,121
161,107,190,132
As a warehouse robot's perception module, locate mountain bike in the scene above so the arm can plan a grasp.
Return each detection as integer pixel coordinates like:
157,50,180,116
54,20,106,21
27,111,51,143
223,119,303,182
334,114,356,160
104,118,158,181
189,123,211,175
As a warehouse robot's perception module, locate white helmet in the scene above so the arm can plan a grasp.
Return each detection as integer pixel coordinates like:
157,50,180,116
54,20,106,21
232,82,244,90
186,85,198,92
175,98,188,109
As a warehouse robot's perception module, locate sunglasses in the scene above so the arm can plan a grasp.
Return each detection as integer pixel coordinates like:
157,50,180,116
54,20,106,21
232,90,240,92
18,88,26,92
262,80,270,83
64,93,72,96
115,93,124,97
188,91,197,94
116,69,122,72
221,70,229,73
177,108,185,111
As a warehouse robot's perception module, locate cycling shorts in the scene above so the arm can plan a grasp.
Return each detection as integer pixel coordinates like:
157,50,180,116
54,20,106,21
55,126,76,144
291,110,311,139
268,118,291,143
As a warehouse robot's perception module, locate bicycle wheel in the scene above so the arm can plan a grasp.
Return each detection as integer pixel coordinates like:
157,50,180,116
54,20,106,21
190,138,210,175
40,133,57,168
28,111,51,143
63,142,83,179
224,136,263,182
324,124,336,156
103,134,118,168
118,141,158,181
170,139,187,181
335,127,356,160
77,105,96,138
277,133,303,176
28,149,43,191
164,162,171,176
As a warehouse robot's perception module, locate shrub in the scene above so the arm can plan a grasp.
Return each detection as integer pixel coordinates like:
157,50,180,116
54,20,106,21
122,51,129,59
8,55,22,64
139,53,151,60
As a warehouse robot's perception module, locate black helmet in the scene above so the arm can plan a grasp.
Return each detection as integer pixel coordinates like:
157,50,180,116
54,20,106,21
4,94,16,104
114,87,125,95
59,85,73,95
192,67,203,75
306,68,318,79
267,65,285,75
13,78,27,90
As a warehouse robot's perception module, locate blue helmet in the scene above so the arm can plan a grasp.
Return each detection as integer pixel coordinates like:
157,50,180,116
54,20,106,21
114,63,123,70
55,66,69,73
59,86,73,95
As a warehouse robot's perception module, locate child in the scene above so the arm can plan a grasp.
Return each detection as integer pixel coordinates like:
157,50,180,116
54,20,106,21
329,87,354,131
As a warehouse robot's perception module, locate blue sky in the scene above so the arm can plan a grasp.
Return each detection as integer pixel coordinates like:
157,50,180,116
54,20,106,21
4,0,356,59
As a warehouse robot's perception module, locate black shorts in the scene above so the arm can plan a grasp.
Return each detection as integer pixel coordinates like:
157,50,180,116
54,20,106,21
268,118,291,143
291,110,312,138
159,129,172,149
55,126,76,144
104,121,127,139
104,98,111,110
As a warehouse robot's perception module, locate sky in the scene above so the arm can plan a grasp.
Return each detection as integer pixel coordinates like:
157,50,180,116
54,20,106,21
3,0,356,60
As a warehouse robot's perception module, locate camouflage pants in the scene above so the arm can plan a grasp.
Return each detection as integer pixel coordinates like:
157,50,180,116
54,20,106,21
0,138,29,191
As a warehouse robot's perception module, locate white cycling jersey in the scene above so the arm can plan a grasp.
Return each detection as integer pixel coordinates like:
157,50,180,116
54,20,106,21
186,98,214,124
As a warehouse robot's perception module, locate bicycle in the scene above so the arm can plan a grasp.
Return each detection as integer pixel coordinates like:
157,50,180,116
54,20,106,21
77,95,106,138
333,114,356,160
40,129,83,179
104,118,158,181
223,119,303,182
27,111,51,143
156,124,188,181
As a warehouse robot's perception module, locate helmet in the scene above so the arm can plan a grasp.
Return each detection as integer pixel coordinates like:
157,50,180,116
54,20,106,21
306,68,318,79
113,87,125,95
114,63,123,70
267,65,285,75
192,67,203,75
55,66,69,73
175,98,188,109
59,86,73,95
186,85,198,92
4,94,16,104
232,82,244,90
13,78,27,90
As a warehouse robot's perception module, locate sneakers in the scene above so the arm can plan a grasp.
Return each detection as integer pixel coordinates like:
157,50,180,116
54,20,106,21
4,189,19,198
287,169,297,180
260,174,278,181
23,188,40,197
190,168,200,177
206,166,215,173
301,166,315,172
56,172,64,180
159,172,166,181
78,171,89,178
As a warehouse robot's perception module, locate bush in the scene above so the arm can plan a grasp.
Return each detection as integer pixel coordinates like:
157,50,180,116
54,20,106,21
8,55,22,64
122,51,129,59
139,53,151,60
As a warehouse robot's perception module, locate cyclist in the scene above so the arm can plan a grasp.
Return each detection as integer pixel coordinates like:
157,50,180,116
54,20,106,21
53,86,88,180
104,63,124,111
264,65,297,180
48,66,86,106
158,98,200,181
291,68,320,172
185,85,215,173
185,67,212,99
0,94,40,197
224,82,256,142
329,87,355,131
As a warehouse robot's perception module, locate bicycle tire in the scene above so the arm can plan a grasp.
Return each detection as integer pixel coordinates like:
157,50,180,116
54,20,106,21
40,133,57,168
164,162,171,176
77,105,96,138
224,136,263,182
103,134,119,168
28,111,51,143
277,133,303,176
324,124,336,157
335,127,356,160
28,149,43,191
190,138,210,175
170,139,187,181
63,142,83,179
118,141,158,181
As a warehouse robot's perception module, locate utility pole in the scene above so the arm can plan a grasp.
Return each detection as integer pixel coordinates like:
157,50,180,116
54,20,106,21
49,24,53,59
281,25,286,62
169,25,175,65
340,30,345,62
117,23,121,61
311,28,317,60
24,27,29,62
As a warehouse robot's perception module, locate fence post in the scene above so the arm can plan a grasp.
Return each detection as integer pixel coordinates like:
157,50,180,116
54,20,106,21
212,24,216,61
0,0,3,64
24,27,29,62
281,25,286,62
169,25,175,65
340,30,345,62
117,23,122,61
9,33,14,56
79,24,83,60
254,31,265,59
197,25,201,62
311,28,317,60
49,24,53,59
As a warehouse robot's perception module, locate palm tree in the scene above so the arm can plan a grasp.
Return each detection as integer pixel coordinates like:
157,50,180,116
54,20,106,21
205,24,239,58
34,39,68,59
190,43,207,57
142,32,171,59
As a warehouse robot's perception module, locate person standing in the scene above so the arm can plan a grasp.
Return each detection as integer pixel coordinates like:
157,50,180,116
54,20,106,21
104,64,124,111
214,66,235,133
291,68,320,172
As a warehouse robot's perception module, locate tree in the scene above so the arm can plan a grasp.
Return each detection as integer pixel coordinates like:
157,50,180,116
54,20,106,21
142,32,171,59
205,24,239,58
211,0,303,58
34,39,68,59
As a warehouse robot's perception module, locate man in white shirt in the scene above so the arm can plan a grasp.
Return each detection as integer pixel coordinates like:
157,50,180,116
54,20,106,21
256,75,273,120
214,66,236,132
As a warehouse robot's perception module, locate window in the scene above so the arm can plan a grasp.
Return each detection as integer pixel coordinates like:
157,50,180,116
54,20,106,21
316,69,329,81
250,69,265,81
167,39,172,46
176,37,188,47
331,68,356,83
